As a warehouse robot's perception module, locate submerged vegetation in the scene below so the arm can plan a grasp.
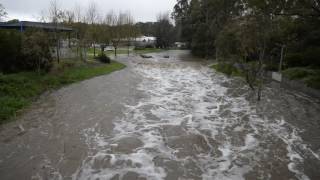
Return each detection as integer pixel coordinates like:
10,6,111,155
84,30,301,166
0,60,125,123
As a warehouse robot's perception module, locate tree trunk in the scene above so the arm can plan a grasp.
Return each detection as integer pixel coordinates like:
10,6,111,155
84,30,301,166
37,59,41,75
56,40,60,63
279,45,285,72
257,84,262,101
127,43,130,56
215,48,218,62
55,31,60,64
93,42,96,57
84,47,87,61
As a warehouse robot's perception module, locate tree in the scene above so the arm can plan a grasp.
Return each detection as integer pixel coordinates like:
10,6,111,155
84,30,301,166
135,22,157,36
74,3,83,23
21,30,53,74
49,0,64,63
0,3,7,22
86,1,99,57
62,10,75,24
123,12,137,56
106,11,133,57
155,12,175,48
173,0,242,57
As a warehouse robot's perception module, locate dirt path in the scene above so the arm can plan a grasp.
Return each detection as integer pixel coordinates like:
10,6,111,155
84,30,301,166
0,50,319,180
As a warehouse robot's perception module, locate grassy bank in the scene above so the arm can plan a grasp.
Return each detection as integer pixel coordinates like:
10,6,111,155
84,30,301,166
211,63,243,77
282,67,320,89
0,60,126,124
212,62,320,90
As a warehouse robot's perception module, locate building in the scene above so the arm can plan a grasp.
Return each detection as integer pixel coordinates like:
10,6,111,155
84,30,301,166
134,36,156,48
0,21,73,32
174,42,187,49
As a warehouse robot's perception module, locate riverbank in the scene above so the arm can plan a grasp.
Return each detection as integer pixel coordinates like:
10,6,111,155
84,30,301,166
0,60,126,124
212,62,320,99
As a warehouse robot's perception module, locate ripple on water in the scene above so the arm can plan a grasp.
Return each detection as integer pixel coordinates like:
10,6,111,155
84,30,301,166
73,61,318,180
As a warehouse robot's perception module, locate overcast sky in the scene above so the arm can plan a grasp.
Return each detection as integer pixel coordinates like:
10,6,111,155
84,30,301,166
1,0,177,22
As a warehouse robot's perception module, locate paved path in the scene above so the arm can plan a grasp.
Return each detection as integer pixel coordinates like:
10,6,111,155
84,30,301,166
0,50,320,180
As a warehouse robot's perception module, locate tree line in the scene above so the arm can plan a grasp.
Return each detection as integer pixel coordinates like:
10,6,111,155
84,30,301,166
173,0,320,100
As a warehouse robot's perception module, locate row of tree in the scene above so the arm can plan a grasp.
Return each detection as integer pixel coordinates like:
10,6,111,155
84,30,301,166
173,0,320,100
173,0,320,67
46,0,138,60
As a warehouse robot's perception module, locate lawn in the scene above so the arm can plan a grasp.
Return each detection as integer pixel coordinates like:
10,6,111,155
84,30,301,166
0,59,126,124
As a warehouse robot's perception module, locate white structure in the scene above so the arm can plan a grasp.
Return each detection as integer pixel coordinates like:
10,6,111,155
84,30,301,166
134,36,156,47
174,42,187,48
272,72,282,82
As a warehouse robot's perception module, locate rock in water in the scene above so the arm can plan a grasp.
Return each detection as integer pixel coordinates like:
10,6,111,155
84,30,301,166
140,54,153,58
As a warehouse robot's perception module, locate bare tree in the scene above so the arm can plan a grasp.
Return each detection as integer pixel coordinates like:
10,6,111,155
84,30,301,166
62,10,75,24
86,1,99,57
49,0,63,63
74,3,82,23
122,12,135,56
0,4,7,22
105,11,120,56
105,11,135,57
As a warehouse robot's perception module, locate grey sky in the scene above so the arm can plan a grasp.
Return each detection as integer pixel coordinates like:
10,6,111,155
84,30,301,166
1,0,177,22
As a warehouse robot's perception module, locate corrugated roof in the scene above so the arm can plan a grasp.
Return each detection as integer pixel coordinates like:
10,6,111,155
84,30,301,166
0,21,73,32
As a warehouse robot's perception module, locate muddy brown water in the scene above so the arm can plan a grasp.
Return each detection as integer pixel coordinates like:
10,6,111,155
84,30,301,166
0,50,319,180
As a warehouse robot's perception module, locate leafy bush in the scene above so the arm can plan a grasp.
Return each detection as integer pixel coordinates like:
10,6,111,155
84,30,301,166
0,29,53,73
134,47,146,51
305,75,320,90
283,68,320,89
282,67,314,80
95,53,111,64
21,30,53,72
145,44,154,48
285,47,320,68
0,29,22,73
212,63,242,76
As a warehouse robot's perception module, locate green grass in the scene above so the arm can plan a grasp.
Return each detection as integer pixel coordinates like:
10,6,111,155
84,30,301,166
133,48,165,54
211,63,243,77
0,60,126,124
283,67,320,89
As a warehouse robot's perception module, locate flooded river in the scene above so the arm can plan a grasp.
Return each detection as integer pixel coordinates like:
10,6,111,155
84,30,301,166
0,50,319,180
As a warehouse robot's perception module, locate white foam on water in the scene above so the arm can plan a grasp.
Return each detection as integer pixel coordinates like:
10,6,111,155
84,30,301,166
72,60,317,180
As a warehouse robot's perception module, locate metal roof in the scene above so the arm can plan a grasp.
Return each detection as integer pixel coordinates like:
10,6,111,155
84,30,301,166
0,21,73,32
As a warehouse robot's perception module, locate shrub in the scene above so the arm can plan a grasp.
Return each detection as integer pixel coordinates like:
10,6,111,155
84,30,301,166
305,75,320,90
134,47,146,51
21,30,53,73
212,63,241,76
0,29,53,73
145,45,154,48
285,47,320,68
95,53,111,64
0,29,22,73
282,67,314,80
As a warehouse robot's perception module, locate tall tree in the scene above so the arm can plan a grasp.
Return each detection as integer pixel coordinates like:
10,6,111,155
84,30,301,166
155,12,175,48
